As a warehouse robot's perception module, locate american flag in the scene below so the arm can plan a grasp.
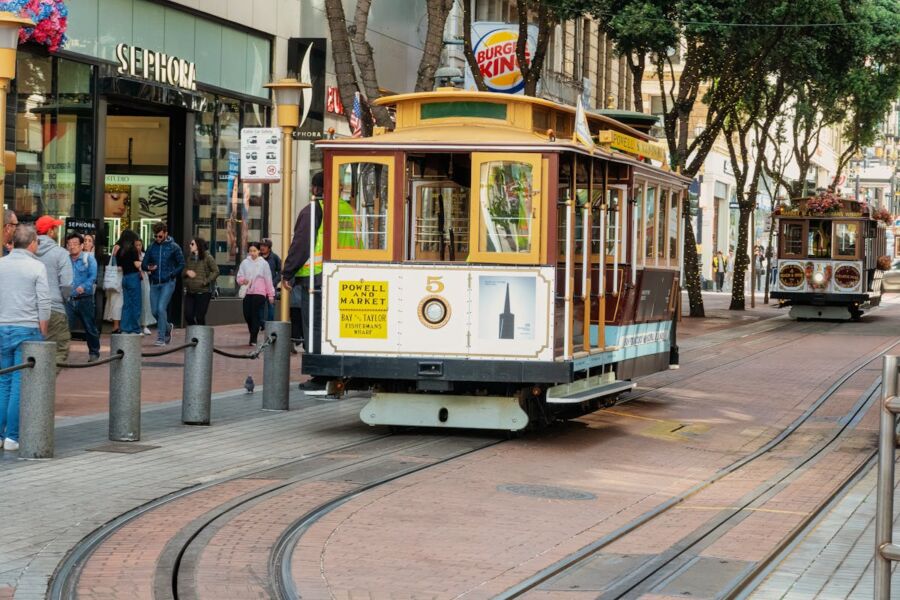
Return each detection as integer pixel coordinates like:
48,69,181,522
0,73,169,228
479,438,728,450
350,92,363,138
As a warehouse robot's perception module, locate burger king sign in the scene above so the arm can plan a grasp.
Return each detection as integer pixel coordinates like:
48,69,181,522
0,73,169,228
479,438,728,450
465,22,539,94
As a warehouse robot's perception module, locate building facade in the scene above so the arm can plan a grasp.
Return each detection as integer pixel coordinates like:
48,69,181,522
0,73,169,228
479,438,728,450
5,0,426,323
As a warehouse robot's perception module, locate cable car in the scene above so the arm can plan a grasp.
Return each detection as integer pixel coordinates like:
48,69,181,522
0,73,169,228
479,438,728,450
303,89,690,431
771,193,887,320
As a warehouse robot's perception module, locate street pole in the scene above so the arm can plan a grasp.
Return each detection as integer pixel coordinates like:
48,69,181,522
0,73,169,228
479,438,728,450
750,206,755,309
0,13,34,243
264,78,310,322
279,124,293,322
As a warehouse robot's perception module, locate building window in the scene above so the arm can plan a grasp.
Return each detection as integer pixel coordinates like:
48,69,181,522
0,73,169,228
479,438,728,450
193,94,269,296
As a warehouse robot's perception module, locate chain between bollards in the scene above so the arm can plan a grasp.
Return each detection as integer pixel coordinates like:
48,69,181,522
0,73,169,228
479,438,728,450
0,358,34,376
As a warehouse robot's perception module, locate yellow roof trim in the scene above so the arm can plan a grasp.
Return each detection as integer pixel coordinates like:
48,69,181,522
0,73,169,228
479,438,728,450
373,89,654,142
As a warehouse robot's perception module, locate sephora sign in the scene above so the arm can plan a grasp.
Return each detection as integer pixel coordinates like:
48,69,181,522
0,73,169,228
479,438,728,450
115,43,198,91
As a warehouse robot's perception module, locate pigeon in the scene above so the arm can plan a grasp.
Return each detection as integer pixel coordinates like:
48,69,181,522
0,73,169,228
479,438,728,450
244,375,255,394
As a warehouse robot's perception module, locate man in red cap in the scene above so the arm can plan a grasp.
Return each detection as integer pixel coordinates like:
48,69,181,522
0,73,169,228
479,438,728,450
34,216,73,369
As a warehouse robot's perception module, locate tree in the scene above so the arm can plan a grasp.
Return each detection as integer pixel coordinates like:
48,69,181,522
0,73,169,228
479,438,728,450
598,0,784,317
416,0,456,92
323,0,396,132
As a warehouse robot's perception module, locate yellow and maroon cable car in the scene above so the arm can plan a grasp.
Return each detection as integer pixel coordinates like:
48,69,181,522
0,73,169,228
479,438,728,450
303,89,690,431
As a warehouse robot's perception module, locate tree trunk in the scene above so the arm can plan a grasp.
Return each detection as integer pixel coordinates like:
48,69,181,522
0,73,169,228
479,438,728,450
682,199,705,317
730,204,752,310
628,53,645,112
350,0,392,128
523,3,554,96
323,0,361,131
462,0,487,91
415,0,454,92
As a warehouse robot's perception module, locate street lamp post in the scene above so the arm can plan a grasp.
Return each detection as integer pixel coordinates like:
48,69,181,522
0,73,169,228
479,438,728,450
0,12,33,240
264,78,310,321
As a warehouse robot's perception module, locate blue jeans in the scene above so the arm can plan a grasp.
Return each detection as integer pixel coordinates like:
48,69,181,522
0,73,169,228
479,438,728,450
120,272,143,334
258,301,275,327
149,279,176,342
66,296,101,357
0,325,43,442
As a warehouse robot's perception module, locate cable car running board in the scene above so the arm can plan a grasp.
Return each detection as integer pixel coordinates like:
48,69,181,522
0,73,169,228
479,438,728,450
546,377,635,404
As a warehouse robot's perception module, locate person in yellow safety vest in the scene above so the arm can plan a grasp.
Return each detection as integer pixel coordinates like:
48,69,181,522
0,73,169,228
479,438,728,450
282,172,327,391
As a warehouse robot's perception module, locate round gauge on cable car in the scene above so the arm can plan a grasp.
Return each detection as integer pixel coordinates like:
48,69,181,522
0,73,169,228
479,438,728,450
418,296,451,328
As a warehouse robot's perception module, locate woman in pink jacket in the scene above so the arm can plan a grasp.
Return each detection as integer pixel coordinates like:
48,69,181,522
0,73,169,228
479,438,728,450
236,242,275,346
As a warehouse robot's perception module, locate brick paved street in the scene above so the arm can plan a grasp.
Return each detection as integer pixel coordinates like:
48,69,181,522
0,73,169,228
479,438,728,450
0,293,898,599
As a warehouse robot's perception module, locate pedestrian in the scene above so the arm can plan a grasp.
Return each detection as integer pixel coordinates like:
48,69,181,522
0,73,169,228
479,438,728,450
64,232,100,362
283,173,324,386
116,229,143,335
258,238,281,327
0,224,50,451
34,216,73,369
142,222,185,346
712,250,727,292
236,241,274,345
2,209,18,256
83,233,95,256
135,238,156,335
723,250,735,292
754,248,766,292
183,237,219,325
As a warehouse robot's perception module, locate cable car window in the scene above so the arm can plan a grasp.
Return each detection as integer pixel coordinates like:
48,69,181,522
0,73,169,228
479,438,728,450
668,190,679,265
832,221,859,259
482,162,533,252
780,221,805,258
658,189,668,260
807,220,831,258
330,156,395,261
606,188,625,263
645,186,656,260
413,183,469,261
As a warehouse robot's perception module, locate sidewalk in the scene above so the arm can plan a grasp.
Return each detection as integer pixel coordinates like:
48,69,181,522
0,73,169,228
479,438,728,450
57,323,303,418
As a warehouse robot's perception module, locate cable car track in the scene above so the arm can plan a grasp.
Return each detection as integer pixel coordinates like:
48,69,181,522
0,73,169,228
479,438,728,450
49,433,503,600
495,339,896,599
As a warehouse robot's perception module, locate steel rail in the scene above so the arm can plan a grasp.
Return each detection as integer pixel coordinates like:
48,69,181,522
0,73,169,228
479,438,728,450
271,438,505,600
47,433,394,600
497,337,897,598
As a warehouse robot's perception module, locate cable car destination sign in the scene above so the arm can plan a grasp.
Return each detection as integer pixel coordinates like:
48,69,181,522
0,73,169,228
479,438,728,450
115,43,198,91
598,130,667,162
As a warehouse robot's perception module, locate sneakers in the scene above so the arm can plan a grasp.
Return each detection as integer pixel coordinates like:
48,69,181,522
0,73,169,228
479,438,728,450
3,438,19,451
165,322,173,344
142,327,151,335
290,343,299,355
88,354,99,363
153,339,167,347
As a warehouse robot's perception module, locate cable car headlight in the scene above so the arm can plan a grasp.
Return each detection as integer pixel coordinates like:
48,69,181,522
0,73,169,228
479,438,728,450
418,296,450,328
812,272,825,284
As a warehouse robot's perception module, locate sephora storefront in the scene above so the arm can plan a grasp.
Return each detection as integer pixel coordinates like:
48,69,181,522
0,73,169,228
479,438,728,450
8,0,273,324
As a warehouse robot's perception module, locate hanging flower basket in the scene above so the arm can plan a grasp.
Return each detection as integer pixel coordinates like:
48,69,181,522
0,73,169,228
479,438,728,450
872,206,892,226
805,191,843,215
0,0,68,52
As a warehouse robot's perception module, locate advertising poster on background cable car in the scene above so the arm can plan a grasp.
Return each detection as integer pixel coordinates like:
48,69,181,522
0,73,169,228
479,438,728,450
321,264,553,360
464,22,538,94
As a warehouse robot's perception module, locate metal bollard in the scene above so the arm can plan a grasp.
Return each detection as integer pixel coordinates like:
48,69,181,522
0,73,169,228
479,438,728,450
19,341,56,459
109,333,142,441
875,354,900,599
262,321,291,411
182,326,214,425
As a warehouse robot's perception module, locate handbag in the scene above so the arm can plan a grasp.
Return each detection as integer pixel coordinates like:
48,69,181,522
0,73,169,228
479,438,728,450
238,283,248,298
102,254,123,292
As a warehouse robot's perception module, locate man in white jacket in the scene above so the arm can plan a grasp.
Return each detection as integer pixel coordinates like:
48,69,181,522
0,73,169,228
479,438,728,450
34,216,73,369
0,224,50,451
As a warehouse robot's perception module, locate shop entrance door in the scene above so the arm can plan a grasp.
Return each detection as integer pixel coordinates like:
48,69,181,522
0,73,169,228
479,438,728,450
102,105,171,254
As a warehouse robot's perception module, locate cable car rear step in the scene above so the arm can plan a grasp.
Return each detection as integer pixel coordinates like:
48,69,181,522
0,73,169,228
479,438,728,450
546,374,635,404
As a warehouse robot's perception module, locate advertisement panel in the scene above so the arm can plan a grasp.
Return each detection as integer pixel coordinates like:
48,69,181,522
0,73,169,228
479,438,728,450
288,38,326,140
464,22,538,94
